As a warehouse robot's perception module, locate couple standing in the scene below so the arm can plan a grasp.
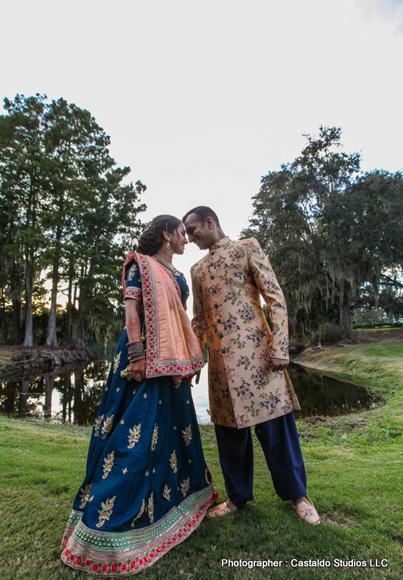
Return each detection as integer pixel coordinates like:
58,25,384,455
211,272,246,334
61,207,319,576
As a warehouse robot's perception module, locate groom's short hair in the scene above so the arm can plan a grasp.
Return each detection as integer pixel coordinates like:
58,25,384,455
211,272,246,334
182,206,221,228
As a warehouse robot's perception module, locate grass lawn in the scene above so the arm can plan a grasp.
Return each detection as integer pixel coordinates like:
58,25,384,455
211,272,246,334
1,342,402,579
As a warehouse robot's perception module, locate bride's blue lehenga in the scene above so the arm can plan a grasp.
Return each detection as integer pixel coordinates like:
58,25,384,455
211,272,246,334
61,258,214,576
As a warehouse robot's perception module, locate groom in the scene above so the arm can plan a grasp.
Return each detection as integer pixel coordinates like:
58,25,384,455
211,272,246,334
183,206,320,524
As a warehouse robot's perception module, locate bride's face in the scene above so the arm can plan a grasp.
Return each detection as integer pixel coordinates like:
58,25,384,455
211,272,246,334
170,224,188,255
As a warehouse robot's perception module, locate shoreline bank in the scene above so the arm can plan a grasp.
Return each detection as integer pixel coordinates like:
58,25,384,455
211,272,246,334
0,345,96,378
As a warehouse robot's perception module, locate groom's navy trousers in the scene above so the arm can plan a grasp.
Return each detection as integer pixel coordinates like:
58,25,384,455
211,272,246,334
214,411,306,508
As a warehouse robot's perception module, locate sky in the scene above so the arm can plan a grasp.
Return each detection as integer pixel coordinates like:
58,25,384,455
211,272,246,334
2,0,403,410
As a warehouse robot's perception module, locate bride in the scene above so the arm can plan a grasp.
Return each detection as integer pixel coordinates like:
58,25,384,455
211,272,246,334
61,215,215,576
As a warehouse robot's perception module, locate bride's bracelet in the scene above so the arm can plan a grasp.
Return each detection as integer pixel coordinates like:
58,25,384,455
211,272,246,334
129,354,146,363
127,341,145,357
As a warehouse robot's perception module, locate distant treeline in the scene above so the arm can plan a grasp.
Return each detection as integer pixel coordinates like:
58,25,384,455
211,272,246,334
243,127,403,339
0,94,146,347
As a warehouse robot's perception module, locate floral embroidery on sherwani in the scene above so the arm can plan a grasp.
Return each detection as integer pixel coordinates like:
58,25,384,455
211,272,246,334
191,236,298,429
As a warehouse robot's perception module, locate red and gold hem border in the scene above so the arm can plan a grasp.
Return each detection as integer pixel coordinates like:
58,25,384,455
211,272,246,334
61,485,214,576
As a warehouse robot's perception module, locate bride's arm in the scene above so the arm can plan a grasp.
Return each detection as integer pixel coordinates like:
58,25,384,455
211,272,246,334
126,298,146,380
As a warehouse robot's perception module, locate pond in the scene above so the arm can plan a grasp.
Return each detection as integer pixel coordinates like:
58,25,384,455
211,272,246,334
0,360,383,425
287,362,383,418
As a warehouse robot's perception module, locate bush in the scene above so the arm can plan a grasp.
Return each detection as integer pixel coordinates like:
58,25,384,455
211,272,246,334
318,322,344,345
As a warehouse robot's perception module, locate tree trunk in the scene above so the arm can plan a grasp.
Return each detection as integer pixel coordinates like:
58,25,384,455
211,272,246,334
12,297,22,344
340,290,352,337
46,226,62,347
46,207,63,347
23,262,34,346
74,314,85,349
65,269,73,346
1,285,10,344
23,291,34,346
46,265,59,347
74,280,87,349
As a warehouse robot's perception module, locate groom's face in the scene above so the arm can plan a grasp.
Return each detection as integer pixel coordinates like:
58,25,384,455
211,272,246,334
184,213,213,250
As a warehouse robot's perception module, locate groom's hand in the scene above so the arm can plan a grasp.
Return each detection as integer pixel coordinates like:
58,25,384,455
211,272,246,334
265,357,289,372
189,370,201,387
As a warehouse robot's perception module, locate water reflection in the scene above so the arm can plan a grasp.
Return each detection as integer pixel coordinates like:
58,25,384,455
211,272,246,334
0,360,383,425
0,360,108,425
288,362,382,417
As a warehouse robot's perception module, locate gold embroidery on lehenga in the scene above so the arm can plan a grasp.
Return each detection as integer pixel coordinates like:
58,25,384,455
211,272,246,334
94,415,104,437
205,468,210,484
174,379,182,388
163,484,171,501
148,494,154,524
122,468,128,474
131,499,146,527
79,484,91,509
151,423,158,451
182,425,192,446
128,263,138,281
169,450,178,473
102,451,114,480
101,415,115,440
96,495,116,528
180,477,190,497
113,352,121,374
127,424,141,449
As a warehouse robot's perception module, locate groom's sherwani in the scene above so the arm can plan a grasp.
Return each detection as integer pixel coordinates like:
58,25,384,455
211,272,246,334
190,236,299,429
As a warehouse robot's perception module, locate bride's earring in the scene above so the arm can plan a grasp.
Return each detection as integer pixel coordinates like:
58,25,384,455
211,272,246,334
166,238,171,249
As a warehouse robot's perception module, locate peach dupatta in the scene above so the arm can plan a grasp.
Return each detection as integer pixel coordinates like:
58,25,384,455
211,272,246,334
123,252,204,379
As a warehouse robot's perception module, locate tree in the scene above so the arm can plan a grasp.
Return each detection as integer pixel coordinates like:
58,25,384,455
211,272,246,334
0,94,147,346
243,127,403,336
0,94,48,345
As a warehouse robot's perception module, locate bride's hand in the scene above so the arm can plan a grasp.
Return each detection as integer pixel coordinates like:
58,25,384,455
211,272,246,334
130,358,146,382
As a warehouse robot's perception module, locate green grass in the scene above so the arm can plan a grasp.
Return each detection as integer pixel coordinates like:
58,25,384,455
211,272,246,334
1,342,403,579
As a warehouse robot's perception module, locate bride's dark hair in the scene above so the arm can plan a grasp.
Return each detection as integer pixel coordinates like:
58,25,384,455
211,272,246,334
137,214,182,255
